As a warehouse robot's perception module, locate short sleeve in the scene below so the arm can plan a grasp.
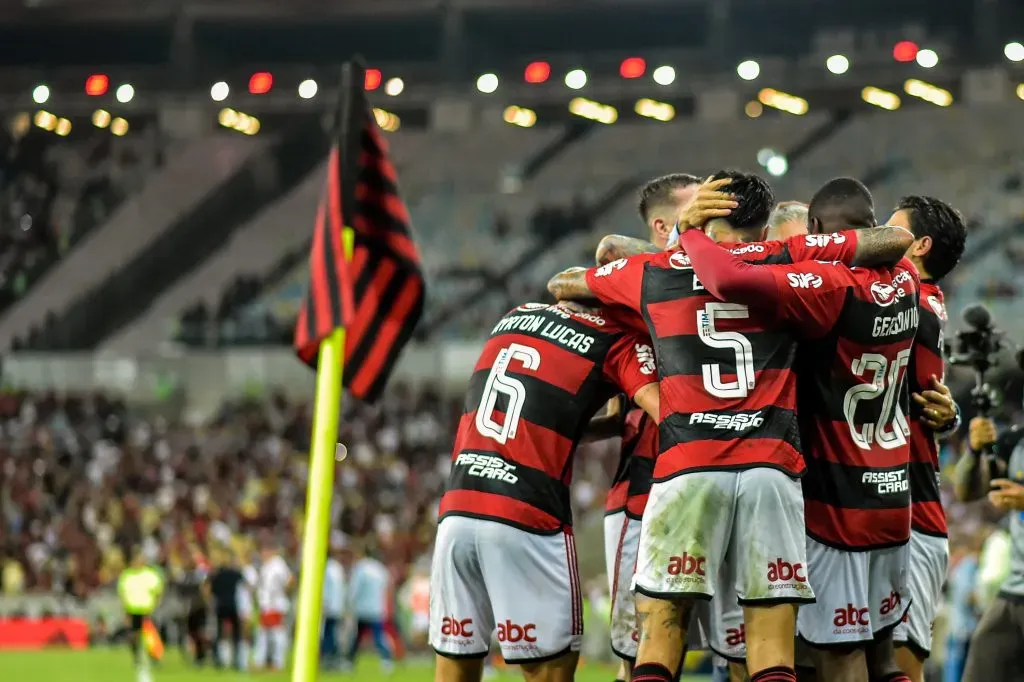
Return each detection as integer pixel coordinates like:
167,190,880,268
602,332,657,399
584,254,652,313
762,260,853,338
782,230,859,264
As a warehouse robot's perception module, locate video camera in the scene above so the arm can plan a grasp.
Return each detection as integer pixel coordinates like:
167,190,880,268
945,303,1006,417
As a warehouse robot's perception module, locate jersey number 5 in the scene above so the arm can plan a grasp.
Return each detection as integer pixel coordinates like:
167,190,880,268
697,303,756,398
843,349,911,450
475,343,542,444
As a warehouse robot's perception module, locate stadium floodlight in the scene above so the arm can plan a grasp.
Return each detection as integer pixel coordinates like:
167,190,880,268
569,97,617,124
915,49,939,68
1017,84,1024,101
110,117,129,137
298,79,318,99
737,60,760,81
757,88,808,115
904,78,952,106
826,55,850,75
766,155,788,177
115,84,135,104
373,108,401,132
564,69,587,90
248,72,273,95
503,105,537,128
893,41,919,63
862,86,901,110
210,81,230,102
635,98,675,122
744,101,763,118
32,84,49,104
1005,42,1024,63
85,74,109,96
33,111,57,131
364,69,383,91
620,57,646,79
757,148,777,166
652,65,676,86
92,109,112,128
476,73,499,94
55,118,72,137
384,77,404,96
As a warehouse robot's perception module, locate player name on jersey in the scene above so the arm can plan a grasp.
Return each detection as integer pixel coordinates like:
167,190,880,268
491,311,598,354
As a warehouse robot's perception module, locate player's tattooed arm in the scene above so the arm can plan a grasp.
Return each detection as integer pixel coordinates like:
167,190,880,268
849,225,915,267
547,266,594,302
595,234,659,265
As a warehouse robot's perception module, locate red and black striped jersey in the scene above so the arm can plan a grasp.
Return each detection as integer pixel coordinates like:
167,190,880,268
751,258,921,550
907,280,948,537
440,303,657,534
585,231,861,481
605,408,659,519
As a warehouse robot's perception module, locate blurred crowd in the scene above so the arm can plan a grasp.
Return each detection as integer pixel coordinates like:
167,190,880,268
0,121,164,316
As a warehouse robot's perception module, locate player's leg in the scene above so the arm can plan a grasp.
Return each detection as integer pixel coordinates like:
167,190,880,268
961,597,1024,680
733,469,814,682
236,589,252,670
479,522,582,682
864,542,912,682
632,473,735,681
891,531,947,682
252,621,268,669
214,611,228,667
609,514,643,676
797,539,872,682
270,621,288,671
429,516,493,682
369,619,396,671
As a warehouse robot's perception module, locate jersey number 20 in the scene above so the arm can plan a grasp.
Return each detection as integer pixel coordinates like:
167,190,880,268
475,343,541,444
843,349,911,450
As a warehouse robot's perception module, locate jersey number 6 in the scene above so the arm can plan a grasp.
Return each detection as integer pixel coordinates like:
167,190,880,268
475,343,542,444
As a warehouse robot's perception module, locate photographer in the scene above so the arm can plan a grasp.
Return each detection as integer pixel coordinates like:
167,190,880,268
956,415,1024,680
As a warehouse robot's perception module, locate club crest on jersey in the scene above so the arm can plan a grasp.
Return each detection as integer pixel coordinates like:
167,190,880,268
668,251,691,270
870,281,901,307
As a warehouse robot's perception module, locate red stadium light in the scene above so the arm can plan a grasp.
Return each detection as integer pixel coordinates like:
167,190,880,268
364,69,382,91
619,57,646,79
892,41,920,63
85,74,109,96
524,61,551,84
248,72,273,95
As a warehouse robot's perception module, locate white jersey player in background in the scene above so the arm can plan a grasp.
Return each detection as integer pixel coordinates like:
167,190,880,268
253,541,294,671
236,554,259,671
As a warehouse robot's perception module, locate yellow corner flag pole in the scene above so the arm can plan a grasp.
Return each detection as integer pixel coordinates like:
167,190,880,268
291,227,355,682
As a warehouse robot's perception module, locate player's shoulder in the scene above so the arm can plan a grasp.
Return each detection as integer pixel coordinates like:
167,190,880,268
919,281,947,320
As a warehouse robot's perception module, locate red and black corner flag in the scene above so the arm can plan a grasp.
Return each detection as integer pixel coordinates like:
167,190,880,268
294,61,425,402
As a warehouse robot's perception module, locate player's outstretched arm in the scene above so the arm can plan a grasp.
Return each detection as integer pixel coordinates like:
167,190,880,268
547,266,594,301
596,235,659,264
676,230,776,305
849,225,915,267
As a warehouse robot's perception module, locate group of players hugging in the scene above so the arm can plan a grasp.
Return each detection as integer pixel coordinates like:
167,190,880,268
427,169,970,682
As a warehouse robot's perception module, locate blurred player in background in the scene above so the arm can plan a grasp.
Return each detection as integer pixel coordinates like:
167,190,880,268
885,196,966,681
236,551,258,671
209,548,247,669
119,548,166,682
677,180,921,682
253,539,293,671
181,547,210,666
342,542,396,673
322,539,347,668
430,298,660,682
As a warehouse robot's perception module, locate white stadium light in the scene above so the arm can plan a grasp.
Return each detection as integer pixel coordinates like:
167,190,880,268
564,69,587,90
652,65,676,86
916,49,939,68
298,79,318,99
766,155,788,177
32,84,50,104
115,84,135,103
1005,42,1024,63
476,73,499,94
211,81,230,102
737,60,760,81
826,55,850,75
756,148,777,166
384,77,404,96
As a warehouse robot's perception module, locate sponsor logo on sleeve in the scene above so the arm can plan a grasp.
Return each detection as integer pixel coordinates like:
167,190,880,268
787,272,823,289
634,343,656,375
595,259,627,277
805,233,847,248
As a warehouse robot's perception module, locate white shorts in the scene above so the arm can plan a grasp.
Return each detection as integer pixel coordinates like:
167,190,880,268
892,531,948,656
797,538,909,646
708,583,747,662
429,516,583,662
604,512,642,660
633,468,814,606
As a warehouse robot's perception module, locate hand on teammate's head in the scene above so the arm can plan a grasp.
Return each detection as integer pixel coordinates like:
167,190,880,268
674,177,737,233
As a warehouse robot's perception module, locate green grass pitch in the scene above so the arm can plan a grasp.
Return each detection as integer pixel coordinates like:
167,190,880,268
0,649,713,681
